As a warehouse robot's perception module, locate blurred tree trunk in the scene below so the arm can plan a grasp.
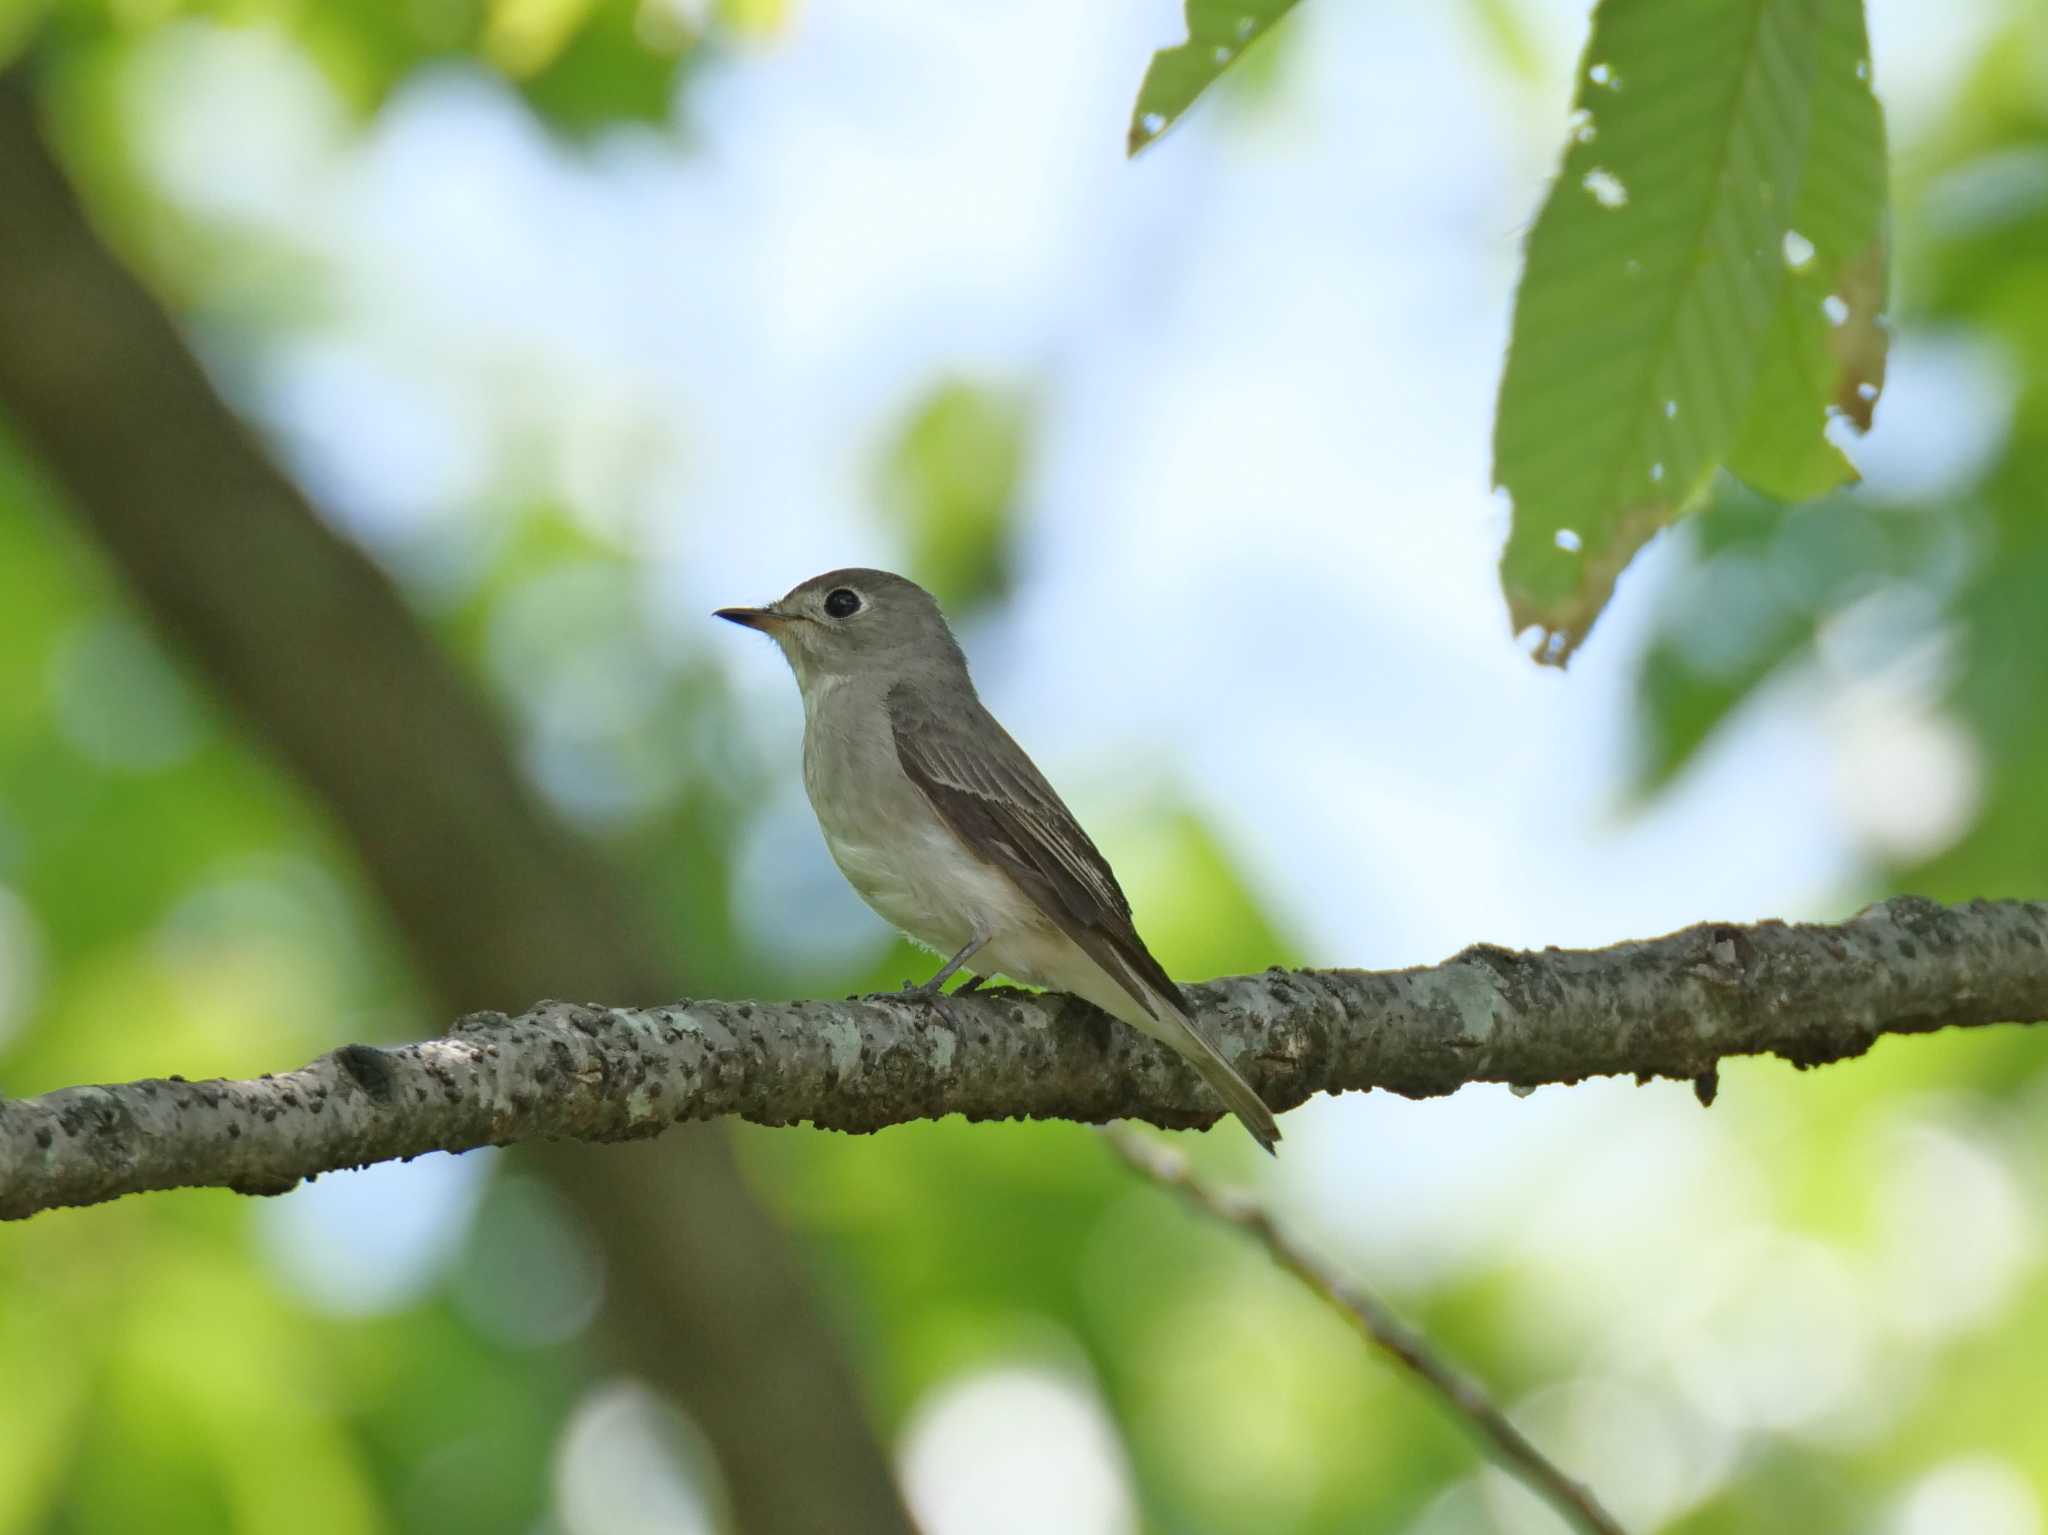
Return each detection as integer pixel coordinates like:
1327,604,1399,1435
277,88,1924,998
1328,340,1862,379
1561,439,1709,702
0,63,913,1535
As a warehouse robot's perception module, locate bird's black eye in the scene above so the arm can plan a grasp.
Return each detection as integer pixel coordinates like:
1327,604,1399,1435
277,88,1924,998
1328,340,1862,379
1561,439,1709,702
823,588,862,619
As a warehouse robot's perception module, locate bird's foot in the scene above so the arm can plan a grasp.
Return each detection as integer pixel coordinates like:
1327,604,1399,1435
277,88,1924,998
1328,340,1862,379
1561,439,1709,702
865,977,964,1030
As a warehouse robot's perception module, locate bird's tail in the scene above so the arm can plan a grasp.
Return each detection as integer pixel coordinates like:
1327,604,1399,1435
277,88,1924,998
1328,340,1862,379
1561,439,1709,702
1092,951,1283,1155
1175,1020,1281,1156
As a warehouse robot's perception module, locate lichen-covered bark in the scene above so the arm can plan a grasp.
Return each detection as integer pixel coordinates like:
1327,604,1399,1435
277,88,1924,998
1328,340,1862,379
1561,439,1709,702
6,896,2044,1220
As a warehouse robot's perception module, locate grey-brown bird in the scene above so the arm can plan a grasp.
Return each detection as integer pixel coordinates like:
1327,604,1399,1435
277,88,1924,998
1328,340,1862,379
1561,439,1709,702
716,568,1280,1153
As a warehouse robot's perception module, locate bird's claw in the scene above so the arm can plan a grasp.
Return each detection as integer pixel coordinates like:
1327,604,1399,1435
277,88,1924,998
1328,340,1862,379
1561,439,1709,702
865,980,964,1031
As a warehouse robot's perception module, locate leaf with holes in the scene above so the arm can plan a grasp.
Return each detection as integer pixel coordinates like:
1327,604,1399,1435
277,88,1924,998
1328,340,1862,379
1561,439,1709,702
1493,0,1889,665
1126,0,1300,156
1726,0,1888,500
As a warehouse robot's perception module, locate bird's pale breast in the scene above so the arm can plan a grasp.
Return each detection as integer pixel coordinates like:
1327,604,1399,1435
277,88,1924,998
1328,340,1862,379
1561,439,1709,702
797,671,1185,1040
802,676,1039,957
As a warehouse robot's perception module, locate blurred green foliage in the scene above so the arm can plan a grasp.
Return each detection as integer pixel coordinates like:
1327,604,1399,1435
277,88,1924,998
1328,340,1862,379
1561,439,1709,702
0,43,1320,1517
1629,484,1966,796
0,401,1340,1528
875,378,1034,620
3,0,805,130
0,3,2046,1534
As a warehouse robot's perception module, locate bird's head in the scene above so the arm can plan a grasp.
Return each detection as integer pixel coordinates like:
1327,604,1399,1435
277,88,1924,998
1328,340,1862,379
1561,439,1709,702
716,568,969,691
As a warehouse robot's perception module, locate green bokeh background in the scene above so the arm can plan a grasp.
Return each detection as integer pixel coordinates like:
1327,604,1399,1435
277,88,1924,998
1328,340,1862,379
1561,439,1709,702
2,3,2047,1532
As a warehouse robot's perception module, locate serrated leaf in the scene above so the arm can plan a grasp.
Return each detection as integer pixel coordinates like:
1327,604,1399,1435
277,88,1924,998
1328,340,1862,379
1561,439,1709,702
1727,0,1888,500
1126,0,1299,157
1493,0,1891,665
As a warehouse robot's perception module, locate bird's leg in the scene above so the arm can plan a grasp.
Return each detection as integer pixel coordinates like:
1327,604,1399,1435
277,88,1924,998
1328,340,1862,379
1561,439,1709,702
869,931,989,1028
913,932,989,995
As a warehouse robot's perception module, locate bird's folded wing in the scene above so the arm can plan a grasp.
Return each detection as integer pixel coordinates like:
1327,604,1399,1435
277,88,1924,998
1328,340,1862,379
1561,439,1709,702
887,681,1186,1021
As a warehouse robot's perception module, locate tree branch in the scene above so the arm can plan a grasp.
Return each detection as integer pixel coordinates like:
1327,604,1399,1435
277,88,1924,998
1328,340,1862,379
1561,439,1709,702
6,896,2043,1219
1103,1128,1628,1535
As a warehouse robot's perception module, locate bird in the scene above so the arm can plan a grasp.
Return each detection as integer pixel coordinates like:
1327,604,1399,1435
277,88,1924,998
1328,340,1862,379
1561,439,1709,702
716,568,1281,1153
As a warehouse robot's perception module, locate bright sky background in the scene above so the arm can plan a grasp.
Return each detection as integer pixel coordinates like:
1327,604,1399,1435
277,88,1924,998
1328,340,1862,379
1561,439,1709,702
123,1,2038,1529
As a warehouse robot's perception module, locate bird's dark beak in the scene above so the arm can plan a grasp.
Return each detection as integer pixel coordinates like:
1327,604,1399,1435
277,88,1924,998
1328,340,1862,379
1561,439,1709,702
715,606,787,632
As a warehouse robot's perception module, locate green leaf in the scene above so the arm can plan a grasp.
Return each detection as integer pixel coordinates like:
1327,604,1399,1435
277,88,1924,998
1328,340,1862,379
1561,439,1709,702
1126,0,1300,157
1726,0,1888,500
1494,0,1888,665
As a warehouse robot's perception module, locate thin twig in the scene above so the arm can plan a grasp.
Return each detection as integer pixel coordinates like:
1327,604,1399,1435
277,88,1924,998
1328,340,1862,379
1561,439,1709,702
1104,1127,1629,1535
